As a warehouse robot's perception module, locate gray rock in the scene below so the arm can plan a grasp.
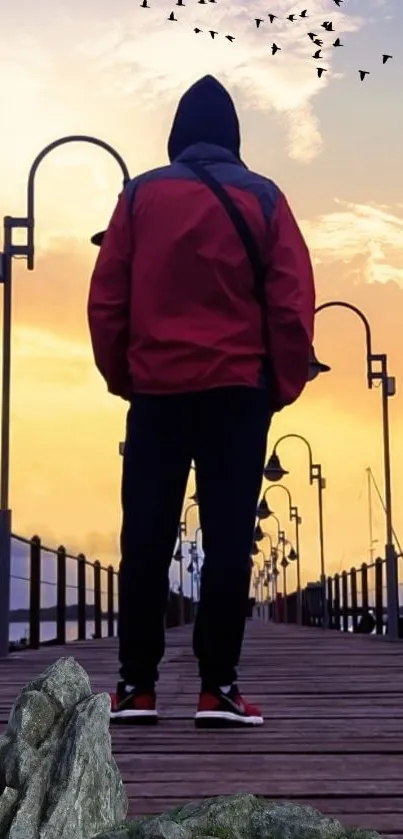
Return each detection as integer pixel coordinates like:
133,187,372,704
93,794,382,839
18,657,92,716
0,657,128,839
0,786,19,836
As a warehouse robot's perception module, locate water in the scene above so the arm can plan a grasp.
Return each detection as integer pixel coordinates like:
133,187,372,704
9,619,118,645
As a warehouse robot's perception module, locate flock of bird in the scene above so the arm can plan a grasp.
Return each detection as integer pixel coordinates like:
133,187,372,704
139,0,393,82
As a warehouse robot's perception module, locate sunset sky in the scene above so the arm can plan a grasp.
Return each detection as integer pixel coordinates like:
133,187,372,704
1,0,402,609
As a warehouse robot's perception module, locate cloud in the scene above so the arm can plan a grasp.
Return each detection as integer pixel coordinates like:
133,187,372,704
301,201,403,287
75,0,364,163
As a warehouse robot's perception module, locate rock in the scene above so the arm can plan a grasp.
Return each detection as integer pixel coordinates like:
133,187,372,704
0,657,128,839
93,794,383,839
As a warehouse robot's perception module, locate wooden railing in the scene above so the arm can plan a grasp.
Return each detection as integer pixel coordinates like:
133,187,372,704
258,556,402,636
9,533,194,650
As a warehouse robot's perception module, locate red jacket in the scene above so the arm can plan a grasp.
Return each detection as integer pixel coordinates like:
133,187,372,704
88,144,315,410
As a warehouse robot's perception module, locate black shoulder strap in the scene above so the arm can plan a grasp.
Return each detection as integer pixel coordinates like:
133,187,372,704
184,161,266,310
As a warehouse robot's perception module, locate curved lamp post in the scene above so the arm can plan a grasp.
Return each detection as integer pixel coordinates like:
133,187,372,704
253,549,266,611
312,300,399,639
183,538,200,605
0,135,130,658
257,514,295,622
257,484,302,623
265,433,327,627
260,533,279,614
176,500,199,625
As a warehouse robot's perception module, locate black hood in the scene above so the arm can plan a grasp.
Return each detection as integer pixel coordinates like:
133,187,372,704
167,75,241,162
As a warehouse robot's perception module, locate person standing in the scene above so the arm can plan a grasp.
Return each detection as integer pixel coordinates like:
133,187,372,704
88,75,315,728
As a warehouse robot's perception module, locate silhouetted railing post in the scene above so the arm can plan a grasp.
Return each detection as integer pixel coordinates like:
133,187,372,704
93,559,102,638
77,554,86,640
93,560,102,639
361,562,369,616
351,568,358,632
107,565,114,637
29,535,41,649
56,545,66,646
117,570,121,630
333,573,341,631
341,571,348,632
327,576,333,629
375,558,384,634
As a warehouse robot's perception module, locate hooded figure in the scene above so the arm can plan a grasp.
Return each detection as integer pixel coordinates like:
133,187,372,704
87,75,315,730
167,75,241,162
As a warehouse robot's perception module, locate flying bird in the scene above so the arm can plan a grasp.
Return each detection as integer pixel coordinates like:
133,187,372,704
153,3,393,90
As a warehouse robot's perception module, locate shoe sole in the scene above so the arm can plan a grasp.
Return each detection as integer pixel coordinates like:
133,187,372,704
110,712,159,726
194,712,264,729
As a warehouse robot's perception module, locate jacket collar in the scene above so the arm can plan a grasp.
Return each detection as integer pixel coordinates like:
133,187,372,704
175,143,246,167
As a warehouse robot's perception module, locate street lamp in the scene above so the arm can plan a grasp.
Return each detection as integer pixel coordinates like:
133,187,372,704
265,433,327,628
313,300,399,640
253,523,265,543
270,552,280,621
257,516,294,622
184,538,199,605
308,345,331,382
176,499,199,625
0,135,130,659
277,529,296,623
257,484,302,624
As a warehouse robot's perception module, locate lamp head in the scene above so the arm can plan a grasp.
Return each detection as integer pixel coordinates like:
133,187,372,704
254,524,264,543
256,498,275,520
281,557,289,568
173,547,182,562
190,491,198,504
308,345,331,382
187,562,193,574
288,547,298,561
91,231,105,247
251,541,259,556
264,452,288,482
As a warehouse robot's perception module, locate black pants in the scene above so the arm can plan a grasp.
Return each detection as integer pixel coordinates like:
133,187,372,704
118,386,271,690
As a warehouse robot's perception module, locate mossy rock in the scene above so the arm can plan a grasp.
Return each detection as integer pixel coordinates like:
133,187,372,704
92,794,382,839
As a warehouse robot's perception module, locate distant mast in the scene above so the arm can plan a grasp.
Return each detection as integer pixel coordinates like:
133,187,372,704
366,467,375,563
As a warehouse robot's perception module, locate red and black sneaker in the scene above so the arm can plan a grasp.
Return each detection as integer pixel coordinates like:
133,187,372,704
109,681,158,725
195,685,264,728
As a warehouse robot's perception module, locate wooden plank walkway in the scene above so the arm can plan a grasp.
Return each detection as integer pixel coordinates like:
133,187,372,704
1,621,403,838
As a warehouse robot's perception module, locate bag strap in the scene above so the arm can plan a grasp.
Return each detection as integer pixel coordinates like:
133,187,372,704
184,161,267,312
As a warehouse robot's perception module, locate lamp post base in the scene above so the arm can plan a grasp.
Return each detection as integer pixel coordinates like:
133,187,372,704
0,508,12,658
